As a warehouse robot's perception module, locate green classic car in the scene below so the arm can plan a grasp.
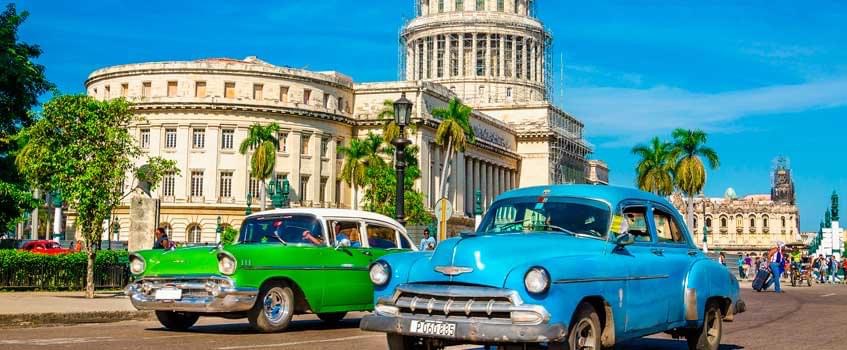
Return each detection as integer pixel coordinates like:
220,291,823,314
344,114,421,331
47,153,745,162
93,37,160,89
127,208,417,332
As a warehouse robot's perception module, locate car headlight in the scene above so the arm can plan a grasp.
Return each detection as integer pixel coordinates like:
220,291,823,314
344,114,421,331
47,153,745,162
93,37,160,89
129,254,146,275
217,252,237,275
524,267,550,294
369,261,391,286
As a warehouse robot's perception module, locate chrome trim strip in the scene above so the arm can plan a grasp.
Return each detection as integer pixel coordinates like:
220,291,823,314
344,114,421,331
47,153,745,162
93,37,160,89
685,288,698,321
242,265,368,271
553,274,669,284
393,284,524,305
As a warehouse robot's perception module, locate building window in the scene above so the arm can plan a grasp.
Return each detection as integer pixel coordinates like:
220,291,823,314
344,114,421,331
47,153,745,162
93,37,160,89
279,132,288,153
167,81,177,97
275,173,288,184
476,34,486,76
750,217,756,230
104,85,111,98
253,84,263,100
195,81,207,97
476,0,484,10
140,129,150,149
320,177,328,204
300,176,310,201
506,87,513,99
248,175,260,198
192,128,205,149
323,93,330,108
426,36,434,78
763,216,769,228
280,86,289,102
162,172,175,197
221,129,234,150
190,171,204,197
516,37,524,79
187,224,202,244
720,217,727,228
301,134,310,155
781,216,786,228
142,82,151,98
456,0,463,11
303,89,311,104
497,0,504,11
705,217,712,228
165,128,177,149
320,138,329,158
436,35,445,78
219,171,233,198
438,0,444,12
224,82,236,99
120,83,128,97
337,97,344,112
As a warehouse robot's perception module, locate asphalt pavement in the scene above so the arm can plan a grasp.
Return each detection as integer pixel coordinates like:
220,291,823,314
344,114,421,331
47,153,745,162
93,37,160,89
1,284,846,350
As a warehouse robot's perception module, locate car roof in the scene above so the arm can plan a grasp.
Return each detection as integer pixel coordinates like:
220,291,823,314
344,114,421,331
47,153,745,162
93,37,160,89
246,208,405,230
496,184,671,208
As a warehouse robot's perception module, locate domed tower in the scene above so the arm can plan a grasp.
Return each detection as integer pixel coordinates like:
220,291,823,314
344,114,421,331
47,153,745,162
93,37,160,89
402,0,550,106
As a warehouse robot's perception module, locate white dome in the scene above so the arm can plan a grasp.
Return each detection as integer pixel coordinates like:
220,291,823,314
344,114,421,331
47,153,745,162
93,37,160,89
724,187,737,200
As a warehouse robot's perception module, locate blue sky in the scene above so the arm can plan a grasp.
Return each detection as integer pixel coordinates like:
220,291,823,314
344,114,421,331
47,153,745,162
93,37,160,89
11,0,846,231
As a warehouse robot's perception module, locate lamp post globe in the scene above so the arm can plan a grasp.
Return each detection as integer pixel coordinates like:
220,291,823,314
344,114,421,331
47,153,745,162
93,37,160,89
391,93,413,227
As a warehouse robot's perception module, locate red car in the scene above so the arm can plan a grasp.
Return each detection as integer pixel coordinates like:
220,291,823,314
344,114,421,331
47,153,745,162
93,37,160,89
20,240,71,255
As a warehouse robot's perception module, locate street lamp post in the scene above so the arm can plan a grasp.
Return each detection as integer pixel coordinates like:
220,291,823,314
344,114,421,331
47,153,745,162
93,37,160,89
245,192,253,215
700,194,709,253
391,92,413,227
215,216,222,243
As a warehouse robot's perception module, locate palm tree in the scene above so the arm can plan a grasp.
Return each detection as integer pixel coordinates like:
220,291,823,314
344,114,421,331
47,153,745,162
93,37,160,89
432,97,474,201
239,123,280,212
671,128,719,229
338,132,386,210
631,137,675,196
377,99,400,144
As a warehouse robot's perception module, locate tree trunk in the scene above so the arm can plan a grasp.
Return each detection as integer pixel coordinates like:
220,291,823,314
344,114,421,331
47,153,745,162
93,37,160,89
260,179,267,212
351,172,358,210
686,194,695,233
438,138,454,201
85,241,96,299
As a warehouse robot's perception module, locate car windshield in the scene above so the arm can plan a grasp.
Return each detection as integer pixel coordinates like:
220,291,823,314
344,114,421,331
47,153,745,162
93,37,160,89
239,214,324,245
477,196,611,238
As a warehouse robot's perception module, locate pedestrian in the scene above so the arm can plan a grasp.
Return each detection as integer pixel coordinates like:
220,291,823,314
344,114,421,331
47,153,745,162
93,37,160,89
736,254,745,279
419,228,436,251
744,254,753,281
766,242,785,293
154,227,170,250
827,256,838,284
813,254,826,283
718,252,727,266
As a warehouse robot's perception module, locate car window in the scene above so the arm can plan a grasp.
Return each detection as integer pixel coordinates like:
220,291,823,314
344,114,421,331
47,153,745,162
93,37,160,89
478,196,610,238
366,223,398,249
238,214,324,245
330,220,362,248
653,208,687,244
622,206,652,242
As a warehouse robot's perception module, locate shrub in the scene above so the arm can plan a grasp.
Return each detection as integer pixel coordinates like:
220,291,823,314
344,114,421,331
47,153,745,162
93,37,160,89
0,249,129,291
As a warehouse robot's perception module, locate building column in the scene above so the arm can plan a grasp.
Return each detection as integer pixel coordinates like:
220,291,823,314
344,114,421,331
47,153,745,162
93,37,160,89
444,34,451,78
499,34,506,78
311,136,323,206
511,36,518,79
484,34,492,77
486,163,494,206
454,152,464,215
433,144,441,200
472,158,480,210
423,36,429,80
472,33,478,77
465,157,473,216
291,133,303,205
522,37,529,80
539,42,545,84
328,138,338,207
479,161,487,207
458,33,465,78
407,42,415,80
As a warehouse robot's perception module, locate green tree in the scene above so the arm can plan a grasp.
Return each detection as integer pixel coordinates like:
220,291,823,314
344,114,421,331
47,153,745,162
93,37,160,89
362,144,429,225
338,132,386,210
377,99,400,144
671,128,720,229
631,137,675,196
432,98,474,201
0,4,54,232
239,123,280,212
16,95,173,298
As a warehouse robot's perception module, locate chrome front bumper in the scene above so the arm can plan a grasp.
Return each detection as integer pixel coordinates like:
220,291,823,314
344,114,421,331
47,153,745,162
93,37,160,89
360,284,567,344
127,275,258,313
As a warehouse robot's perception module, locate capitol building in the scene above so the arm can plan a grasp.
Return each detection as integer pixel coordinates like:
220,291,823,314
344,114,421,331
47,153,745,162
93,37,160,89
75,0,593,243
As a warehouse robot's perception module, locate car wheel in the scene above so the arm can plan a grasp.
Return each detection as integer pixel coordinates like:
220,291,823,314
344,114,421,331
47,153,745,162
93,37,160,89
248,283,295,333
155,311,199,330
567,302,602,350
685,301,722,350
317,312,347,323
386,334,436,350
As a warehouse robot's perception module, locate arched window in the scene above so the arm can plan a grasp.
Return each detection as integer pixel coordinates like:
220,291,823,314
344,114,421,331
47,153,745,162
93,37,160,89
763,215,769,228
720,216,727,228
705,217,712,228
781,216,786,228
749,216,756,231
187,224,202,243
736,215,743,228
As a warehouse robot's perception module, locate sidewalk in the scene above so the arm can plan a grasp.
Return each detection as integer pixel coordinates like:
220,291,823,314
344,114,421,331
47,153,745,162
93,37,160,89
0,291,153,328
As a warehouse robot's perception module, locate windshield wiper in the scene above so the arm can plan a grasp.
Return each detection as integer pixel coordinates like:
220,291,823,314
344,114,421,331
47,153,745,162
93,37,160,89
271,232,288,245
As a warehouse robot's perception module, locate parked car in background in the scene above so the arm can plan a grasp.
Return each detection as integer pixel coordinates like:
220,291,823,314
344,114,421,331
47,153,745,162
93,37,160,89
361,185,745,350
127,208,417,332
19,240,70,255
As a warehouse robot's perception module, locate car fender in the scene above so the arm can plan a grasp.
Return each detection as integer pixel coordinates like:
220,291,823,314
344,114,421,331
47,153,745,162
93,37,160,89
372,251,433,303
683,258,738,325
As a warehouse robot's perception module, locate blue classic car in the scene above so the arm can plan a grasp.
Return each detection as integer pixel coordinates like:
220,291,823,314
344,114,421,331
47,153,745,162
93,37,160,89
361,185,745,350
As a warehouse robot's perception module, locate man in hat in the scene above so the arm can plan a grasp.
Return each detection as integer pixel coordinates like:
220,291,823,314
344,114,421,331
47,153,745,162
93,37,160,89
766,241,786,293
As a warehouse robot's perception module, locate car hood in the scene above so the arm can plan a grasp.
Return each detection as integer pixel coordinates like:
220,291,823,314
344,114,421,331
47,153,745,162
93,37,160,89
406,233,607,288
137,246,222,277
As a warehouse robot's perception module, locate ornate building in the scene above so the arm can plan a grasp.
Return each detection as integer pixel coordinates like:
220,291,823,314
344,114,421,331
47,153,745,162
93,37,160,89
671,162,801,254
68,1,592,243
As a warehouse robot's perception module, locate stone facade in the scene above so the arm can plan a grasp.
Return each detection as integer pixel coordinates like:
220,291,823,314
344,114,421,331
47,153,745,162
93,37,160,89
585,160,609,185
69,1,592,244
671,165,801,255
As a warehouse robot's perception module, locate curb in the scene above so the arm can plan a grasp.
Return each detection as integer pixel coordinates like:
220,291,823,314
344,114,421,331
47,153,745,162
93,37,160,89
0,310,155,329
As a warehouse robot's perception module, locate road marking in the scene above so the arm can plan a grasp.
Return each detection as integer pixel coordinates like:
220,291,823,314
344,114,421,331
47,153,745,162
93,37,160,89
217,334,382,350
0,337,113,346
821,293,836,297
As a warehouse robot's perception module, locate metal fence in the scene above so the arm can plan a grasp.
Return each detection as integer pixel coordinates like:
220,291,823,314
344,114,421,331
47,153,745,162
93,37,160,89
0,264,130,291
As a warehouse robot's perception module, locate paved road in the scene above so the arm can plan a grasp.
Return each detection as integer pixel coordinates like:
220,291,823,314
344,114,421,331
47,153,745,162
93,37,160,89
1,284,846,350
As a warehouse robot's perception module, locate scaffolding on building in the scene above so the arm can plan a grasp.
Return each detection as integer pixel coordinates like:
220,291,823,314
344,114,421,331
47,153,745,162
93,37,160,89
544,36,554,101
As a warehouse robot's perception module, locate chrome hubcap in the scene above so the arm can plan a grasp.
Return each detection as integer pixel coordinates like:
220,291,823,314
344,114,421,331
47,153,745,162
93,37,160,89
574,319,597,350
263,288,289,325
706,309,721,345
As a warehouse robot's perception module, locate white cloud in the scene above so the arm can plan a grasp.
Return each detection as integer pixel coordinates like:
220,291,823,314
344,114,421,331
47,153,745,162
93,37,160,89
562,77,847,147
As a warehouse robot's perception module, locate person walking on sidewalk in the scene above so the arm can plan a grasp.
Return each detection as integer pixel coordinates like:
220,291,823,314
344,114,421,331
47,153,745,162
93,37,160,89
736,254,745,280
744,254,753,281
766,242,786,293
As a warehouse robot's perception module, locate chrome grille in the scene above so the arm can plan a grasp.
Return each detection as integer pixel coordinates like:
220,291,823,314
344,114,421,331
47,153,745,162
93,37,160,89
389,284,521,323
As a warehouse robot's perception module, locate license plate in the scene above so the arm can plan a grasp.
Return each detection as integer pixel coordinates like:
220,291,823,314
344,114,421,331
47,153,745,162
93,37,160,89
409,320,456,337
154,288,182,300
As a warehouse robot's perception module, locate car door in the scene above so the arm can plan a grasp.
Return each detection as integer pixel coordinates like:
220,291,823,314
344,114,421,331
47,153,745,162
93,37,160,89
321,218,374,307
617,203,671,334
364,220,408,260
649,204,699,325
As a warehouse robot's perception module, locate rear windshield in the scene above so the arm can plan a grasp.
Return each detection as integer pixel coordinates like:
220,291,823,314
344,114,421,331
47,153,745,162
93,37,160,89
239,214,323,245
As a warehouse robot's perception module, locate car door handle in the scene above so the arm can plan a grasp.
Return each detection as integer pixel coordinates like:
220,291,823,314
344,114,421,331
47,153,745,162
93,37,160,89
688,250,699,257
362,251,372,256
651,248,664,256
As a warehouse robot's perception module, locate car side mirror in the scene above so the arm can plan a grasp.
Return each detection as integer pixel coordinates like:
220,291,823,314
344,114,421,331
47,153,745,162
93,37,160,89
615,232,635,248
335,238,351,249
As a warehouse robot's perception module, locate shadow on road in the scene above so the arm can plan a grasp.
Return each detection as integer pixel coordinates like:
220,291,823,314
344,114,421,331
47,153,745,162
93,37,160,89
146,317,364,335
618,338,744,349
